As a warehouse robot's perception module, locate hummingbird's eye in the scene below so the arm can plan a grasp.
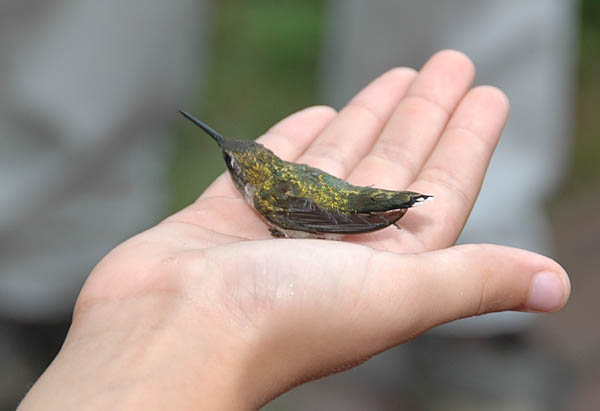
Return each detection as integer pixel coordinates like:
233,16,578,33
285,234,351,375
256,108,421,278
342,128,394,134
223,152,236,173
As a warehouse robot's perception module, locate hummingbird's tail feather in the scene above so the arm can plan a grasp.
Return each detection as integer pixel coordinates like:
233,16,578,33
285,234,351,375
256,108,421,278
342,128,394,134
179,110,225,147
409,194,434,207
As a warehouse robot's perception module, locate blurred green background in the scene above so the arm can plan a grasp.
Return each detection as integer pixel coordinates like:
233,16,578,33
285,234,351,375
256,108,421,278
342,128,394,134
573,0,600,190
170,0,326,211
170,0,599,213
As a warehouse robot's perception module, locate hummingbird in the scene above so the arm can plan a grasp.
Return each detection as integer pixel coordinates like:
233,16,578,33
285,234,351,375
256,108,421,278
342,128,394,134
180,111,432,239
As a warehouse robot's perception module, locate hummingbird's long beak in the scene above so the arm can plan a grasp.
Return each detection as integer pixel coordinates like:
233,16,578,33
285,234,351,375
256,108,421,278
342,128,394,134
179,110,225,147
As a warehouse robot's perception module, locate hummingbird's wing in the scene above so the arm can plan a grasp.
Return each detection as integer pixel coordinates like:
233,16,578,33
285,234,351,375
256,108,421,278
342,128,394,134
254,194,406,234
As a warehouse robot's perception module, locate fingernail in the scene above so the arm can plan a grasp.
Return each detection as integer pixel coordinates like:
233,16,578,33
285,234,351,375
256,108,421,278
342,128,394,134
527,272,565,312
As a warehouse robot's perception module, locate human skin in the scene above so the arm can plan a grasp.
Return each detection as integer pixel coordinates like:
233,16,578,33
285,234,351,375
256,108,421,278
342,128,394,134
19,50,570,410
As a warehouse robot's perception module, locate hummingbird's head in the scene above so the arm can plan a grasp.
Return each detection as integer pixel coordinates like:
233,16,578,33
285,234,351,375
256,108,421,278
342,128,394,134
180,110,277,192
221,140,278,193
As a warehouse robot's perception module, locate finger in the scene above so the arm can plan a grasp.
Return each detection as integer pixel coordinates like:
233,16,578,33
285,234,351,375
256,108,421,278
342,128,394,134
221,241,569,394
295,67,417,177
347,50,475,188
369,244,570,335
338,243,570,370
200,105,337,199
405,85,510,248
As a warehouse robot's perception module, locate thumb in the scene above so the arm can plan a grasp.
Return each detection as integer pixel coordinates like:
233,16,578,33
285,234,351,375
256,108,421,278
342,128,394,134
308,243,570,359
367,244,570,338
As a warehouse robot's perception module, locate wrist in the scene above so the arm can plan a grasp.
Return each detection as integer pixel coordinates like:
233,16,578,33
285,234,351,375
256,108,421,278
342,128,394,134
19,295,259,410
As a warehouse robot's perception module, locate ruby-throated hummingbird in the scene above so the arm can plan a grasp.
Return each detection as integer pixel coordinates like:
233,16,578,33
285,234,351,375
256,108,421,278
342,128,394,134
180,111,432,239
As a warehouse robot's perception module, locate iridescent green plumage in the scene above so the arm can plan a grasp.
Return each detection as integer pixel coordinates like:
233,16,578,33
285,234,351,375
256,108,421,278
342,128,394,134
180,111,432,238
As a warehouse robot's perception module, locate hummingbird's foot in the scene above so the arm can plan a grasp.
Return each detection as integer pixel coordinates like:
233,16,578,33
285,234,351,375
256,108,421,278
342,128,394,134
269,228,287,238
393,222,403,230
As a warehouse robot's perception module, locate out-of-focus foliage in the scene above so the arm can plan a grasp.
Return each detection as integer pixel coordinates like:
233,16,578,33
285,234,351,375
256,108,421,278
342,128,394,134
571,0,600,188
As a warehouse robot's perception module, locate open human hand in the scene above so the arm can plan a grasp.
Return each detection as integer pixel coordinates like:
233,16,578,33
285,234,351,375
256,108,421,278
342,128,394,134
20,51,570,410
